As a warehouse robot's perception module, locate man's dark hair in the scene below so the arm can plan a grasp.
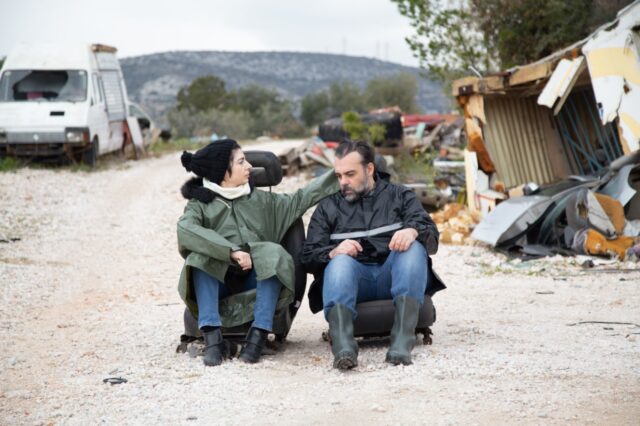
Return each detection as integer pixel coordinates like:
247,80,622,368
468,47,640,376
335,139,374,166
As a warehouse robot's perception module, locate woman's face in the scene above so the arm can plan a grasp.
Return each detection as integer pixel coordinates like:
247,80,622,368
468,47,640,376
221,149,252,187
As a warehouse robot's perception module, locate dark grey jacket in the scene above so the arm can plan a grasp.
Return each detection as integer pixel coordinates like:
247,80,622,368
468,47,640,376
301,173,445,313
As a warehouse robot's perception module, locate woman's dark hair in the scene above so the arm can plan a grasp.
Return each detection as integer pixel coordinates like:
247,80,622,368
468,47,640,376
335,139,374,166
227,145,242,176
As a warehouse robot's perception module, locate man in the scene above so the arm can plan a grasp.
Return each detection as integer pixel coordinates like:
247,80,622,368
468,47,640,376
301,139,444,370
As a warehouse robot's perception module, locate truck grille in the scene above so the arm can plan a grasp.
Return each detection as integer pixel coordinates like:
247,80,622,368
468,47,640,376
7,132,66,143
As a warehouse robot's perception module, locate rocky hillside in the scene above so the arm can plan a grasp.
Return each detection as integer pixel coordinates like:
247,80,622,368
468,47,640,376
120,51,451,123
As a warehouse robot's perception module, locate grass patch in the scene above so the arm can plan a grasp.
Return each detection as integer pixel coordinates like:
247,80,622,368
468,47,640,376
67,163,95,173
0,154,124,173
0,157,20,172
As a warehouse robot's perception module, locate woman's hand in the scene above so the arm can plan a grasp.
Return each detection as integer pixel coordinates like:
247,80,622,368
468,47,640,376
230,250,252,271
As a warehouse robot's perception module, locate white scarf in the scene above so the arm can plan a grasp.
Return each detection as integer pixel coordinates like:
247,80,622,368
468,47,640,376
202,178,251,200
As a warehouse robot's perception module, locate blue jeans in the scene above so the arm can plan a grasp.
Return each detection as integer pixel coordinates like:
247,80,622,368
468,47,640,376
192,268,282,332
322,241,428,320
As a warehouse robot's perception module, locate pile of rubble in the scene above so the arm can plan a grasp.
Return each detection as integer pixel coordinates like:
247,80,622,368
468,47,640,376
430,203,480,245
403,114,465,156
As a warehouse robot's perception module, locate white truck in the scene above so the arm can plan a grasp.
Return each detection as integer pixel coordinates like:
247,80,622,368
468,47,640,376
0,43,135,165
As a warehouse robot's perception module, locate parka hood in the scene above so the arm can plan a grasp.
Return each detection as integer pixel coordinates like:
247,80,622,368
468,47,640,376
181,177,216,203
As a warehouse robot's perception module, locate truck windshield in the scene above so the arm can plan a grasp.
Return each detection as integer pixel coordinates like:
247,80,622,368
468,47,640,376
0,70,88,102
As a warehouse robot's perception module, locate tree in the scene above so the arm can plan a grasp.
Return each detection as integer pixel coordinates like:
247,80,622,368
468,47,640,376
176,75,229,112
342,111,387,145
469,0,632,68
301,91,331,127
300,81,365,127
167,108,253,139
251,102,305,138
228,85,282,114
392,0,634,83
342,111,368,141
392,0,492,83
228,84,303,136
328,81,365,116
364,73,419,113
171,75,306,139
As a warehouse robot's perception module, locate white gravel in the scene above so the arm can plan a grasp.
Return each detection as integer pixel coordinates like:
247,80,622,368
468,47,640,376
1,152,639,425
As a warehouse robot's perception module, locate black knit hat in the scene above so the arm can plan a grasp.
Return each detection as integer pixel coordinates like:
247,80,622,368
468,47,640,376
181,139,240,184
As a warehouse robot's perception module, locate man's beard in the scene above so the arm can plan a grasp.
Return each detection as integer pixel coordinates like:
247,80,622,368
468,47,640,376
341,179,372,202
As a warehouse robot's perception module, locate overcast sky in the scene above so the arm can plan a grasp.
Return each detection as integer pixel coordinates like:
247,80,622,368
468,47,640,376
0,0,420,66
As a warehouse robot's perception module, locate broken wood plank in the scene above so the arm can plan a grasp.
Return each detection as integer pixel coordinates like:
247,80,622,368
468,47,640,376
509,62,553,86
452,76,480,96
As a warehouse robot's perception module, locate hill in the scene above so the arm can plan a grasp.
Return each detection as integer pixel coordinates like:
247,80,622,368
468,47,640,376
120,51,451,124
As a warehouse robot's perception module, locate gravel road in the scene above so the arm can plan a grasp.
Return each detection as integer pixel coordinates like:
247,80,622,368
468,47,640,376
1,151,639,425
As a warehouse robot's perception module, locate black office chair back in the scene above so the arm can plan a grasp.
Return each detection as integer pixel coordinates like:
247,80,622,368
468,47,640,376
246,150,282,187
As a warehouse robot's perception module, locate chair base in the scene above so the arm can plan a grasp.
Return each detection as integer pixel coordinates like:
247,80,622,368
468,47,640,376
352,295,435,339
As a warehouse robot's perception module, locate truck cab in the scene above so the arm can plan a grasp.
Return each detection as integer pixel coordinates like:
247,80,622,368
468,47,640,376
0,44,130,165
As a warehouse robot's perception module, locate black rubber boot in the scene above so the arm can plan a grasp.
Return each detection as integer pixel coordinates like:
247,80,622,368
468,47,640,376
328,304,358,370
239,327,268,363
202,328,228,367
385,295,420,366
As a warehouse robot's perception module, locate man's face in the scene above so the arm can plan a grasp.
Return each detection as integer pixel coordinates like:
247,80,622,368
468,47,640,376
334,151,374,202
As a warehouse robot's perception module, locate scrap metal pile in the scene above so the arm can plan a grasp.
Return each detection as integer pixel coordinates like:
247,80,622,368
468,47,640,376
471,153,640,261
403,114,465,156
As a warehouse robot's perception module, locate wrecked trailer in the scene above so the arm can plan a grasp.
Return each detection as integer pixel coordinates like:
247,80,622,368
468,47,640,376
453,2,640,260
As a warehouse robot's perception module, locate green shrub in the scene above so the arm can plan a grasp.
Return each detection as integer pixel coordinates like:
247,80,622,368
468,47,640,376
342,111,367,141
0,157,19,172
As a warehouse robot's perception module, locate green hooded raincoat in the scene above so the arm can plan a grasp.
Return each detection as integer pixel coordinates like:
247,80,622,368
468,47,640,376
177,170,339,327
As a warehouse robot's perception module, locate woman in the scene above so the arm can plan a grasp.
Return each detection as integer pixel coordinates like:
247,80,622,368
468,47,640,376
177,139,338,366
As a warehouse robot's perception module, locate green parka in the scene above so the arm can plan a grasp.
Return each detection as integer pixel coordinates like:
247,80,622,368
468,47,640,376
177,170,339,327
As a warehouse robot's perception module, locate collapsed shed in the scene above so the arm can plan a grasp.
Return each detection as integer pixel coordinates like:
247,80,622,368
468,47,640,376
452,1,640,259
454,1,640,210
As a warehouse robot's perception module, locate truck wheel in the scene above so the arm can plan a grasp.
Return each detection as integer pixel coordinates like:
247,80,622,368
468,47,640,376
83,138,99,167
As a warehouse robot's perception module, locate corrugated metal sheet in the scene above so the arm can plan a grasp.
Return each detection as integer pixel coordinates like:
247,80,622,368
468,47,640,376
483,96,558,187
555,88,623,175
95,51,120,70
101,70,125,121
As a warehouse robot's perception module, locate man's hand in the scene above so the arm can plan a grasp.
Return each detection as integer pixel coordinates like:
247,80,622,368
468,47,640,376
389,228,418,252
230,250,252,271
329,239,363,259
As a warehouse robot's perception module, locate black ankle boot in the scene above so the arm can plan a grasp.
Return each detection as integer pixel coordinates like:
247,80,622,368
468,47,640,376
328,304,358,370
202,328,228,367
239,328,268,363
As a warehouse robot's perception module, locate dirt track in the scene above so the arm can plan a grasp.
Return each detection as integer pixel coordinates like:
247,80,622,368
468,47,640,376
1,151,639,425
